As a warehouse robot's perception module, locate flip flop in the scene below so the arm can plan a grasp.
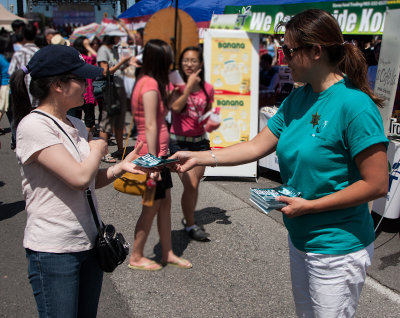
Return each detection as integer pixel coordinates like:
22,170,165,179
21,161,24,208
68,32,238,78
163,257,193,269
101,153,117,163
127,261,162,271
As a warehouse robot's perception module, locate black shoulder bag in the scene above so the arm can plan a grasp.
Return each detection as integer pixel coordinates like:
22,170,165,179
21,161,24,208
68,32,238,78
103,65,121,116
32,110,129,272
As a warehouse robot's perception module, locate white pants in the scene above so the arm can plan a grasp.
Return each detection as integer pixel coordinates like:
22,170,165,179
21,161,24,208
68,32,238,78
289,236,374,318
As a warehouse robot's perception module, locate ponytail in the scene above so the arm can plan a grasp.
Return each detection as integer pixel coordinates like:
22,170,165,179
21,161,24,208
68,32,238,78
341,43,383,107
9,69,32,129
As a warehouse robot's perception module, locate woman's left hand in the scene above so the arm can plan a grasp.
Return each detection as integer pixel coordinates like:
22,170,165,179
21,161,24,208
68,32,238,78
276,196,313,218
119,141,153,174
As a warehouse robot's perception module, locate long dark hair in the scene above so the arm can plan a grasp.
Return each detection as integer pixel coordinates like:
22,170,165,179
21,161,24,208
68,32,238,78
178,46,210,107
138,39,173,107
277,9,383,107
10,71,74,128
73,36,88,55
0,33,14,61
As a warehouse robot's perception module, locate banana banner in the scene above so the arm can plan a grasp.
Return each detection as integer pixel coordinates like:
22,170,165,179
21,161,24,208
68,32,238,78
203,29,259,177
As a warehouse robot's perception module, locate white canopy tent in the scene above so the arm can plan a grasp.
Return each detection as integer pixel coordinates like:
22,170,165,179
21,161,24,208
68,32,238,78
0,4,28,31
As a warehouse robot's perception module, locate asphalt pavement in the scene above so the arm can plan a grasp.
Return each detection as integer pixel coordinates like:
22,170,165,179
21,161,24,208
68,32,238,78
1,115,400,317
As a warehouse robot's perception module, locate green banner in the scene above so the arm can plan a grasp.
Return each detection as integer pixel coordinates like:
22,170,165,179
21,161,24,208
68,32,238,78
220,0,400,35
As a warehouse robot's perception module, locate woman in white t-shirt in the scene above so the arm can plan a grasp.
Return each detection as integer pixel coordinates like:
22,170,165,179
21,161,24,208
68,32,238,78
10,45,145,318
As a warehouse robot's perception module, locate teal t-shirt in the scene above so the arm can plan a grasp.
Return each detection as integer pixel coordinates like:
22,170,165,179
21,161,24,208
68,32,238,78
268,77,388,254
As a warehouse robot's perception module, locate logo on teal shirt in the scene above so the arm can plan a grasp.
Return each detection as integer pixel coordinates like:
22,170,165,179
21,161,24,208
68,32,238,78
310,112,320,128
311,112,328,135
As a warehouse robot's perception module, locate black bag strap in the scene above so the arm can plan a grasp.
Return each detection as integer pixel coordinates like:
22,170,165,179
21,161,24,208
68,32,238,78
31,110,104,236
105,64,114,102
85,188,103,235
32,110,79,154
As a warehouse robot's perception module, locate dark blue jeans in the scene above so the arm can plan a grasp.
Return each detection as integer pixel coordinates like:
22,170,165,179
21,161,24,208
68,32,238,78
26,248,103,318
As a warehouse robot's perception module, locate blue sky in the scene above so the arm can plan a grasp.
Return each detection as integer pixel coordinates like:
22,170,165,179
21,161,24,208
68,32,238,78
0,1,19,14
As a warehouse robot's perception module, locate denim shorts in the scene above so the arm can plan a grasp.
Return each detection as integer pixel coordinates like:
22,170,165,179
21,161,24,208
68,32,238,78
26,248,103,318
169,138,210,155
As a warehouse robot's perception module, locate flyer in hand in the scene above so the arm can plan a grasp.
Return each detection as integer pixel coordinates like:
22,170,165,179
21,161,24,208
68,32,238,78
250,184,302,215
133,153,178,168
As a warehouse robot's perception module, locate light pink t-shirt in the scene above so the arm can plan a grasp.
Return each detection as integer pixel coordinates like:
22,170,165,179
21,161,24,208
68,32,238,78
131,75,170,156
170,82,214,137
16,112,100,253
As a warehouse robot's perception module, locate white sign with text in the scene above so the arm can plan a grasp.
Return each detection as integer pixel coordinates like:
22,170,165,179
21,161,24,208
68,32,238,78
374,8,400,134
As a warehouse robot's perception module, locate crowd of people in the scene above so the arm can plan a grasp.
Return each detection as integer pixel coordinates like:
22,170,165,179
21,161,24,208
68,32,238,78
258,33,384,108
1,8,391,318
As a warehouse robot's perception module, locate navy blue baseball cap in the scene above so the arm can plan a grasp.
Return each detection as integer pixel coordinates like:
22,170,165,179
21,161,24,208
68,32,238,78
27,45,103,79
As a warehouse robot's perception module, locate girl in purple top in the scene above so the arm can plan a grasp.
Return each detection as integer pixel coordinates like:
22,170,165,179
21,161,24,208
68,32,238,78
170,46,214,241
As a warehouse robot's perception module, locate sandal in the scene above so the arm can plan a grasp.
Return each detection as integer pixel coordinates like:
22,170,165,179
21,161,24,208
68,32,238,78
162,257,192,269
101,153,117,163
128,261,162,271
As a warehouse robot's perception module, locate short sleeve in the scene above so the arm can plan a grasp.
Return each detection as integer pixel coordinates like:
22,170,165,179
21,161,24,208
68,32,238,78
141,77,159,94
346,106,389,159
96,46,108,64
267,100,287,138
206,82,214,104
8,53,18,75
0,55,9,70
16,116,63,164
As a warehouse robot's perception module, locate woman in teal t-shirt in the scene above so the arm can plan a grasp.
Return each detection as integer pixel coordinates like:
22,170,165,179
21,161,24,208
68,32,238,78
169,9,388,317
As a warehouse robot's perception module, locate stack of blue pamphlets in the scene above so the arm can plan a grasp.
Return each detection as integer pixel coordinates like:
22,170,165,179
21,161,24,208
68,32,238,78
133,153,178,168
250,184,302,214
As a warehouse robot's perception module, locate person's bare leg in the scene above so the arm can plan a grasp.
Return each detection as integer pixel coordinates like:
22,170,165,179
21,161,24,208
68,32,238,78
181,166,205,227
157,190,191,267
129,202,160,268
157,190,173,262
86,126,95,134
99,131,108,142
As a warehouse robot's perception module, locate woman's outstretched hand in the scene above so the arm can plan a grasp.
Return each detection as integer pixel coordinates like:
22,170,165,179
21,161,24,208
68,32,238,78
168,151,198,173
120,141,154,175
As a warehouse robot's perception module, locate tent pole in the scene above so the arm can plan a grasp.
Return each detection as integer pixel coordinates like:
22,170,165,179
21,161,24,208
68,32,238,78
173,0,179,69
17,0,24,17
